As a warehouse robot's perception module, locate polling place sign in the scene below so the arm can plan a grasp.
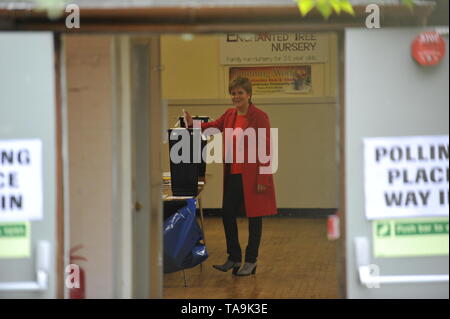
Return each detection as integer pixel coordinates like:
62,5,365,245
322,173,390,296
364,135,449,220
0,139,43,221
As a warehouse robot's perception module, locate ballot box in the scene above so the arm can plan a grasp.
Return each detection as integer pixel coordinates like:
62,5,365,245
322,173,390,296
168,128,200,196
178,116,209,178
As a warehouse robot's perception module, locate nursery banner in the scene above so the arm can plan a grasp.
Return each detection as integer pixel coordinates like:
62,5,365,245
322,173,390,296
220,32,328,65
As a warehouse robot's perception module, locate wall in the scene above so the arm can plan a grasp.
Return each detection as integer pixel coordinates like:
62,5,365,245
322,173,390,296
161,33,338,209
65,35,114,298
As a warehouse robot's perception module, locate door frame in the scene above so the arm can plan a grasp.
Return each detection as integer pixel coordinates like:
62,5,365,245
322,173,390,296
46,4,434,298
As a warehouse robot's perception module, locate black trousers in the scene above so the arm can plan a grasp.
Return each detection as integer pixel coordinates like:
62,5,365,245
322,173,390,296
222,174,262,263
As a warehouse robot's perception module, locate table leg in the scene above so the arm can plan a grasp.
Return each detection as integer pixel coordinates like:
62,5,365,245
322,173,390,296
183,270,187,288
198,195,206,246
198,195,206,272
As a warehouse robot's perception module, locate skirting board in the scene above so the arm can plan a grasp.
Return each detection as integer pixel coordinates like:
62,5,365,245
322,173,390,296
200,208,337,218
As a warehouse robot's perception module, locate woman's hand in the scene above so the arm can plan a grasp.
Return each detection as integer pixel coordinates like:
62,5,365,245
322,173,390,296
183,109,193,127
257,184,268,193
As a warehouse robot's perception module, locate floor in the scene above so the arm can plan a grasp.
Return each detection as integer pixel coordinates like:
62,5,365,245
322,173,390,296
163,217,339,299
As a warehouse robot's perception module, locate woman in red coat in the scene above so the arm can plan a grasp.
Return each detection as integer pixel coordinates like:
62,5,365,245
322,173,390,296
183,77,277,276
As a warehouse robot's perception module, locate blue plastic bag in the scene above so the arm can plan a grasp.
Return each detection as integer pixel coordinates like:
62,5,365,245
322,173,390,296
163,198,208,273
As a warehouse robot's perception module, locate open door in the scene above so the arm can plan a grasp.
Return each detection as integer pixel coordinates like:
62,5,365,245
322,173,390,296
344,27,449,298
0,32,59,298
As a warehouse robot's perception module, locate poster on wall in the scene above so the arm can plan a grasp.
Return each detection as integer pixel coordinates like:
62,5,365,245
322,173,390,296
220,32,328,65
0,139,43,222
364,135,449,220
229,65,312,94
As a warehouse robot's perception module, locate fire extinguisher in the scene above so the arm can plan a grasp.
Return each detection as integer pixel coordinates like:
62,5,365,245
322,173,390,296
327,211,340,241
69,244,87,299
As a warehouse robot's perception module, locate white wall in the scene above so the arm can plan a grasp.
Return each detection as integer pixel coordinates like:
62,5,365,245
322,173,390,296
65,35,114,298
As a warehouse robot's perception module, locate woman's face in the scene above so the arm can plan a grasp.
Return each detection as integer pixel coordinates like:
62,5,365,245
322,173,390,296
230,86,251,109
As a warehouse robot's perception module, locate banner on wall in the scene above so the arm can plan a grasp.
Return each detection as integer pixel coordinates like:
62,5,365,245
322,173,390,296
364,135,449,220
220,32,328,65
229,65,312,94
0,139,43,222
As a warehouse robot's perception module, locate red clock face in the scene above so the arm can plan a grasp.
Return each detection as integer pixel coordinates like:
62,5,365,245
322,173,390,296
412,31,446,66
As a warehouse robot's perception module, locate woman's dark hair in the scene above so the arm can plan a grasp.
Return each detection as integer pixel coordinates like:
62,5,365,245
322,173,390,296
229,77,252,104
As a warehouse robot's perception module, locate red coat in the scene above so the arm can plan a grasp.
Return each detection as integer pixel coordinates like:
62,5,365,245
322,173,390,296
201,104,277,217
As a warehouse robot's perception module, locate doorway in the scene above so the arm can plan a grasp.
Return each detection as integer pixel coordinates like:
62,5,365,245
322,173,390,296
62,30,342,298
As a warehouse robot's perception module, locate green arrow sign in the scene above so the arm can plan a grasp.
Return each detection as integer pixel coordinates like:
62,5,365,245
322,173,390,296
373,217,449,258
0,222,31,259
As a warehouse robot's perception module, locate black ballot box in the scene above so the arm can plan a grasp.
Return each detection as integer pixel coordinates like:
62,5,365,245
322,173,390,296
178,116,209,128
168,128,201,196
178,116,209,178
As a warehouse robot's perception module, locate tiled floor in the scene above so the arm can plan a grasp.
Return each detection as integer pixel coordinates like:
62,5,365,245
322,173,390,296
164,217,339,299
